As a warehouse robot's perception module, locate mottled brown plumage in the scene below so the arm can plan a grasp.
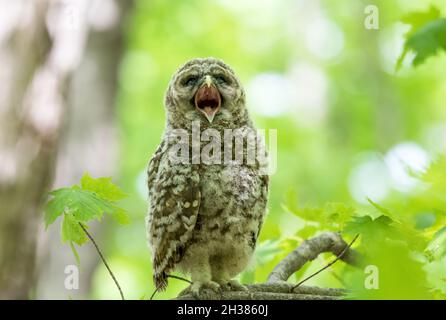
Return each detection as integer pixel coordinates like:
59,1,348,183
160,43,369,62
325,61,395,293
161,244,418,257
146,57,268,295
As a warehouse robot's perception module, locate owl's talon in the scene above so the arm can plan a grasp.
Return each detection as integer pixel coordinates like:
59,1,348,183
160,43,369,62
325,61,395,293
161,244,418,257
218,279,247,292
229,280,248,291
219,283,231,291
190,280,221,299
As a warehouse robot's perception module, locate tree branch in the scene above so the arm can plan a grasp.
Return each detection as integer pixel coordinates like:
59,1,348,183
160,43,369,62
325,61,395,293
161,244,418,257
292,234,359,290
268,232,360,283
176,291,341,300
175,232,359,300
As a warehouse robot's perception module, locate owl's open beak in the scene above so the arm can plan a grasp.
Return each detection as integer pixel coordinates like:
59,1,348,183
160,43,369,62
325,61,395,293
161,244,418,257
194,76,221,123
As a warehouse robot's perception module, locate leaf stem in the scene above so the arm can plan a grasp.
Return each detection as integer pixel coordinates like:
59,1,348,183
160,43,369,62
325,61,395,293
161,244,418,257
79,223,125,300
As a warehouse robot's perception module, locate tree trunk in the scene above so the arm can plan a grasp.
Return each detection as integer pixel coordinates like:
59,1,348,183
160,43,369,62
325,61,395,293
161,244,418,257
0,0,92,299
34,0,134,299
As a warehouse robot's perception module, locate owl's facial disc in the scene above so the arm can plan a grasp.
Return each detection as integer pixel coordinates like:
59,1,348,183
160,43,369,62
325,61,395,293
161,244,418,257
194,78,221,123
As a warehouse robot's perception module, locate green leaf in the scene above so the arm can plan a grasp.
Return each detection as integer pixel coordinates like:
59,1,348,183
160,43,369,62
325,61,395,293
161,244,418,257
397,6,446,69
367,198,392,216
61,213,88,245
109,205,131,225
81,173,128,201
322,202,356,227
344,215,373,235
45,192,69,227
421,157,446,189
46,187,115,224
344,214,394,243
401,5,441,36
45,174,130,230
285,199,355,231
291,206,325,223
344,242,433,299
407,19,446,66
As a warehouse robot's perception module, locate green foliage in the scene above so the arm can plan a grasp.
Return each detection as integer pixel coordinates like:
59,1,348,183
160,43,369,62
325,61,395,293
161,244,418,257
344,215,393,242
283,189,356,236
279,157,446,299
111,0,446,299
397,6,446,69
421,157,446,196
44,173,130,262
401,5,441,34
344,243,433,299
61,213,88,245
81,173,128,202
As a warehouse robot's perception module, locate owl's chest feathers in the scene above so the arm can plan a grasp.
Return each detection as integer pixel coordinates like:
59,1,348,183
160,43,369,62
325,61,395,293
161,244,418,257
198,164,261,215
188,163,264,247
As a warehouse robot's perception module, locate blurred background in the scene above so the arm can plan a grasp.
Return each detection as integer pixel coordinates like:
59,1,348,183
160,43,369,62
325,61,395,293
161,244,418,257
1,0,446,299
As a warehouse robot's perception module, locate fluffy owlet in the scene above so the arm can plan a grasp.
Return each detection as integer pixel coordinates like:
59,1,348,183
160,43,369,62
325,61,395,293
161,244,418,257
146,57,268,296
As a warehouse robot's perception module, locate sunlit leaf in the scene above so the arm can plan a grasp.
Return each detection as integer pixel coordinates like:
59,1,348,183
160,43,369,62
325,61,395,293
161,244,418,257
45,182,130,227
46,187,113,224
397,6,446,69
344,214,394,244
61,213,87,245
81,173,128,201
401,5,441,36
367,198,392,216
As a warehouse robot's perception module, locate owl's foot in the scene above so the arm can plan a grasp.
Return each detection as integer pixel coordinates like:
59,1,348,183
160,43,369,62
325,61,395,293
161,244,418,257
192,280,221,298
179,280,221,299
217,279,248,292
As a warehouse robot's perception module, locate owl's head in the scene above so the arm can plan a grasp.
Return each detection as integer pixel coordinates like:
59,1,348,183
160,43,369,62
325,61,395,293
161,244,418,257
164,57,247,128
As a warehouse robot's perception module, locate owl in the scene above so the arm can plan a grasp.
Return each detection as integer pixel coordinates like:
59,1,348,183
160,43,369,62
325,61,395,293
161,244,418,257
146,57,268,296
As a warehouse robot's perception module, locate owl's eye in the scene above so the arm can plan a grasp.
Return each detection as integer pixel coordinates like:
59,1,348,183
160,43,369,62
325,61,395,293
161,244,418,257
214,74,230,85
182,75,198,87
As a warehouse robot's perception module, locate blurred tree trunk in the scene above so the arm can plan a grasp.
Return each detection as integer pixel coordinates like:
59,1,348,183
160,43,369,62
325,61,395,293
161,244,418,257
35,0,133,299
0,0,133,299
0,0,88,299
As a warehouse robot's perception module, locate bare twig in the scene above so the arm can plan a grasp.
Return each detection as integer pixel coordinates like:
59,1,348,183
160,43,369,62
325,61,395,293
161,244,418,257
149,287,159,300
167,274,192,284
292,234,359,290
79,223,125,300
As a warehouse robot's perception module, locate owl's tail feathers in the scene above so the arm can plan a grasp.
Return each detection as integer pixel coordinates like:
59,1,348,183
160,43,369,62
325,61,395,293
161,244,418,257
154,271,168,291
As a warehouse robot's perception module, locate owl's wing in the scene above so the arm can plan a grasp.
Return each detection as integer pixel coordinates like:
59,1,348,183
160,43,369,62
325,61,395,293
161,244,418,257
146,142,200,291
